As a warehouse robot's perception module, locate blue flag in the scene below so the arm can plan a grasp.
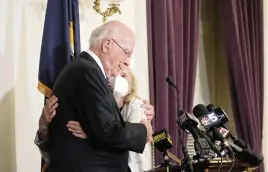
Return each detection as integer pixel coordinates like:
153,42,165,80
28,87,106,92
38,0,81,99
38,0,80,171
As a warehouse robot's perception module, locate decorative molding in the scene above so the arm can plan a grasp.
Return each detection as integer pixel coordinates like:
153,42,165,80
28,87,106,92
93,0,122,23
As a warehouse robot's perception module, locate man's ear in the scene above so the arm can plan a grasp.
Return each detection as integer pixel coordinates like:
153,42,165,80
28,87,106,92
101,39,110,53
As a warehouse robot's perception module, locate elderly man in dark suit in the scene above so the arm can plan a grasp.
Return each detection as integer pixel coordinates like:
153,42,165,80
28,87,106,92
45,21,152,172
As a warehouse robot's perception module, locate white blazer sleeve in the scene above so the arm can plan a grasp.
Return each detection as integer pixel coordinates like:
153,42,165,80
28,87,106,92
125,99,147,123
122,99,152,172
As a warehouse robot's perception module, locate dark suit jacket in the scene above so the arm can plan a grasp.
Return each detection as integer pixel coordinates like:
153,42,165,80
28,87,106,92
46,52,147,172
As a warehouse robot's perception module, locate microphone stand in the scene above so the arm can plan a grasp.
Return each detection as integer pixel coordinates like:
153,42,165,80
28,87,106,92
162,149,170,172
166,76,193,172
176,117,193,172
181,146,193,172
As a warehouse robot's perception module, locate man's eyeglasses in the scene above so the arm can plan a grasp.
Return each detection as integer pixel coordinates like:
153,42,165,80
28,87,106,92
111,39,131,58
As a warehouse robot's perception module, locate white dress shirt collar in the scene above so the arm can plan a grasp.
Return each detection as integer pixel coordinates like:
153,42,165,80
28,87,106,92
87,50,106,78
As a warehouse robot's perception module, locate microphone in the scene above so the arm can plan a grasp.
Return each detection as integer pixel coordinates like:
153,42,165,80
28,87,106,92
207,104,229,124
179,111,199,131
166,76,177,90
193,105,222,130
206,105,231,140
153,129,173,152
193,104,234,156
218,127,231,138
236,147,263,167
206,103,263,166
165,76,180,116
206,104,249,149
153,129,173,171
165,76,193,172
206,103,214,112
178,111,211,157
179,111,222,157
153,130,182,166
217,127,231,157
226,139,263,166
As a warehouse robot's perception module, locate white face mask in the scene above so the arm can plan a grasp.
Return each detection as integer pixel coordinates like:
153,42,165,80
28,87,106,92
109,75,129,98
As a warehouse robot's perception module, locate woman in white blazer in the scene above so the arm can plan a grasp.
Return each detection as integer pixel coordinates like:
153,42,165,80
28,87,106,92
35,68,153,172
119,68,153,172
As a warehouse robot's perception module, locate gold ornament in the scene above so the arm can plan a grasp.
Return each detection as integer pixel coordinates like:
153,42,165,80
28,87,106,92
93,0,121,23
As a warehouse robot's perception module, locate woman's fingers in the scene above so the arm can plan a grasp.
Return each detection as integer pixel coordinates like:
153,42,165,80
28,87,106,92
46,96,58,108
49,102,58,114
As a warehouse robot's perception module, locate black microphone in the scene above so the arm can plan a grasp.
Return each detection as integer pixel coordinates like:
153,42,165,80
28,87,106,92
166,76,177,90
165,76,193,172
213,107,229,124
179,110,222,157
206,104,263,166
236,147,263,167
224,140,263,166
193,105,222,130
206,104,250,149
165,76,180,116
193,104,234,156
206,103,214,112
206,104,231,142
207,104,229,127
153,129,173,152
153,129,173,171
178,111,211,157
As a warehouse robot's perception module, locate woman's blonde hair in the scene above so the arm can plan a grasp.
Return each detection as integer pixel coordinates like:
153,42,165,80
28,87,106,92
123,69,140,103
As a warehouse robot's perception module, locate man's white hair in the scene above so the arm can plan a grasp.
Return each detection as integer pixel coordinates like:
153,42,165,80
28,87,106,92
89,25,115,47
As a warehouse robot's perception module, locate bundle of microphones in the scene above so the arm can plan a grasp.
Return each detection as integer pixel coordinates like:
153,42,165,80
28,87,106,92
182,103,263,165
151,76,263,171
153,103,263,168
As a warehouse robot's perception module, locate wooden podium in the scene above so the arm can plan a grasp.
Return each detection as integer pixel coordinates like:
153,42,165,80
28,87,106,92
203,158,255,172
147,158,256,172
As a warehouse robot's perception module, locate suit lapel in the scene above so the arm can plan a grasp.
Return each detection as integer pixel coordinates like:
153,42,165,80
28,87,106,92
79,51,125,124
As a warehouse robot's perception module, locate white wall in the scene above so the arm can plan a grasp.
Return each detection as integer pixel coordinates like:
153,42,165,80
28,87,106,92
0,0,149,171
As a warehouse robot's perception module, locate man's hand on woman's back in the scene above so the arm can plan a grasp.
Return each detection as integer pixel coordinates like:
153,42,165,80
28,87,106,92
141,100,155,123
38,95,86,140
67,121,87,139
37,96,156,141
